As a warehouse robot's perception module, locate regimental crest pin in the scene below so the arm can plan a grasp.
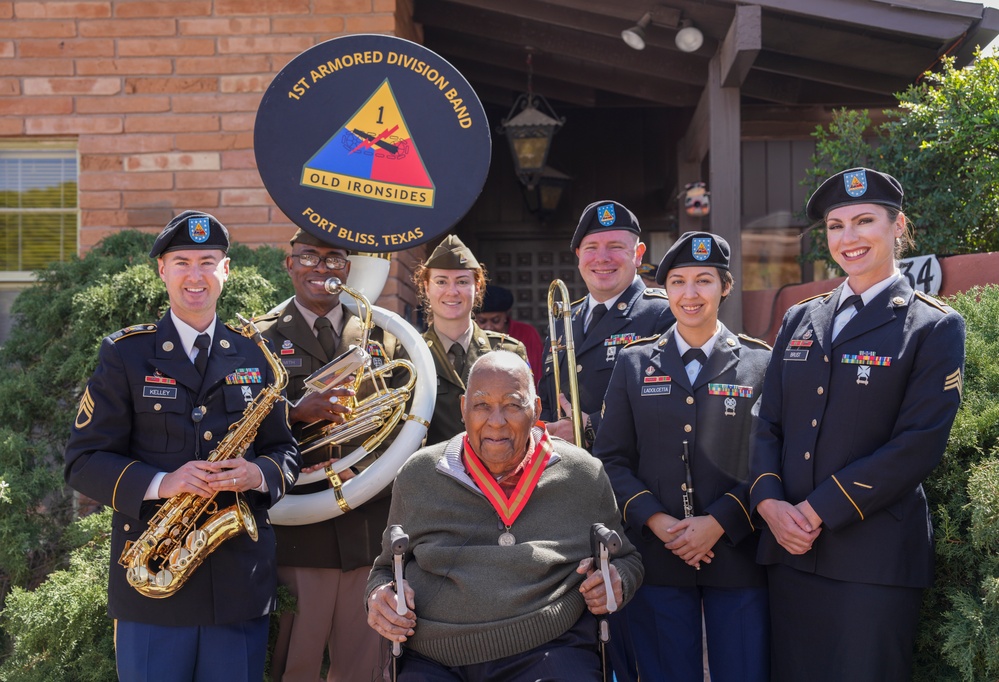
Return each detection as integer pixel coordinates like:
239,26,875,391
189,216,210,243
692,237,711,261
597,203,616,226
645,365,655,375
844,169,868,197
857,365,871,385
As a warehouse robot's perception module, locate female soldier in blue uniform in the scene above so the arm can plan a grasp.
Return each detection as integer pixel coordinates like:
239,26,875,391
594,232,771,682
749,168,966,681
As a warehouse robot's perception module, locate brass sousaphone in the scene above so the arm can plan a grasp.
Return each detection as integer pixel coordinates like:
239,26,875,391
254,34,491,523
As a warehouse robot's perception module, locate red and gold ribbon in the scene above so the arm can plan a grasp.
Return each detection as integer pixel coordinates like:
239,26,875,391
463,422,552,527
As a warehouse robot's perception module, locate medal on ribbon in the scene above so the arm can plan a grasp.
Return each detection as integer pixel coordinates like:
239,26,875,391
463,422,553,546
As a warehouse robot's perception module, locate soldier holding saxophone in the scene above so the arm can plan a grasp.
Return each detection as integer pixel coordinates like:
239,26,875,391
64,211,299,682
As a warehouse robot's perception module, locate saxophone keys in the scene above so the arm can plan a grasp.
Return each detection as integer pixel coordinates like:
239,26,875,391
170,545,193,568
127,565,150,585
152,568,173,588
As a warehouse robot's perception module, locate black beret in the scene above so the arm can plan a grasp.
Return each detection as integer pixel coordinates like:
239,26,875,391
480,285,514,313
149,210,230,258
289,228,351,254
424,234,480,270
655,231,730,284
569,200,641,250
805,167,904,221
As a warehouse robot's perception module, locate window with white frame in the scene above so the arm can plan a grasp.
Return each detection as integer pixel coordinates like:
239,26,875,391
0,143,78,279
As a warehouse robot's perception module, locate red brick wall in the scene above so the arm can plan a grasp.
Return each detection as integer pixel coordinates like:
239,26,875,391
1,0,425,312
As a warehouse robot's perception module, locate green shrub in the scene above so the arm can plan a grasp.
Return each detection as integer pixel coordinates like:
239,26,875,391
0,509,114,682
916,285,999,681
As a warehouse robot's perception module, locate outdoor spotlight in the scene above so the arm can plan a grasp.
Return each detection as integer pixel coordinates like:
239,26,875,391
622,11,652,50
675,21,704,53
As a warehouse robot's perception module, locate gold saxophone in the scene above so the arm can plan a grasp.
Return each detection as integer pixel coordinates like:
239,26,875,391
119,314,290,598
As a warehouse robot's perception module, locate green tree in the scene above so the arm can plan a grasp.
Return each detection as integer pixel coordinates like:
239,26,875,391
806,54,999,267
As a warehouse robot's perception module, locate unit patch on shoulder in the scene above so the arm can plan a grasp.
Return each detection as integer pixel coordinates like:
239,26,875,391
110,324,156,343
75,386,95,429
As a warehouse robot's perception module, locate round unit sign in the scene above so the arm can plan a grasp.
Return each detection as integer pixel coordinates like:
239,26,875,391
254,34,491,252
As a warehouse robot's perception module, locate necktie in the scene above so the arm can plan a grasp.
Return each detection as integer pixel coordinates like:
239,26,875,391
682,347,706,383
193,333,211,376
832,294,864,340
314,316,337,361
586,303,607,337
836,294,864,316
682,348,707,367
451,343,466,377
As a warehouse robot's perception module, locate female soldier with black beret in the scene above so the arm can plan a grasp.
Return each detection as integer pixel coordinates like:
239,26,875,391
750,168,966,681
594,231,771,682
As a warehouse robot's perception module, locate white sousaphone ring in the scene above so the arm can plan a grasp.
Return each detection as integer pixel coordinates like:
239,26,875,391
268,258,436,525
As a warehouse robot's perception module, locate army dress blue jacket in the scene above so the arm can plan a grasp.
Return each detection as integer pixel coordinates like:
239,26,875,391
64,312,299,625
749,277,965,588
594,323,771,587
539,277,673,436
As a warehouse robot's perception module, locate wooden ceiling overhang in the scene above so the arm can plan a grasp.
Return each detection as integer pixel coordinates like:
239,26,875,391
414,0,999,113
413,0,999,332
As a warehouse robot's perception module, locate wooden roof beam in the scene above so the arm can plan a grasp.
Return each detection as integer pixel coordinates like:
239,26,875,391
446,61,598,108
761,16,941,77
425,28,703,106
720,4,761,88
413,0,708,85
745,0,975,40
752,51,909,95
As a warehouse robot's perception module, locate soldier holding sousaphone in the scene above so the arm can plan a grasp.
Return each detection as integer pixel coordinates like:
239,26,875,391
252,28,494,682
255,228,407,682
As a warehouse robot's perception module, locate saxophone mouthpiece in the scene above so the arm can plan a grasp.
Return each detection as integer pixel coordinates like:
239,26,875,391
323,277,343,295
236,313,263,344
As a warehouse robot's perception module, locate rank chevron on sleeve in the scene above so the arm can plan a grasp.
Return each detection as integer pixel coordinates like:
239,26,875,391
944,368,963,397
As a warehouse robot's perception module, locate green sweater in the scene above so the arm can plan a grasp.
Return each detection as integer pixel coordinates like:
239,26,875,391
366,429,643,667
